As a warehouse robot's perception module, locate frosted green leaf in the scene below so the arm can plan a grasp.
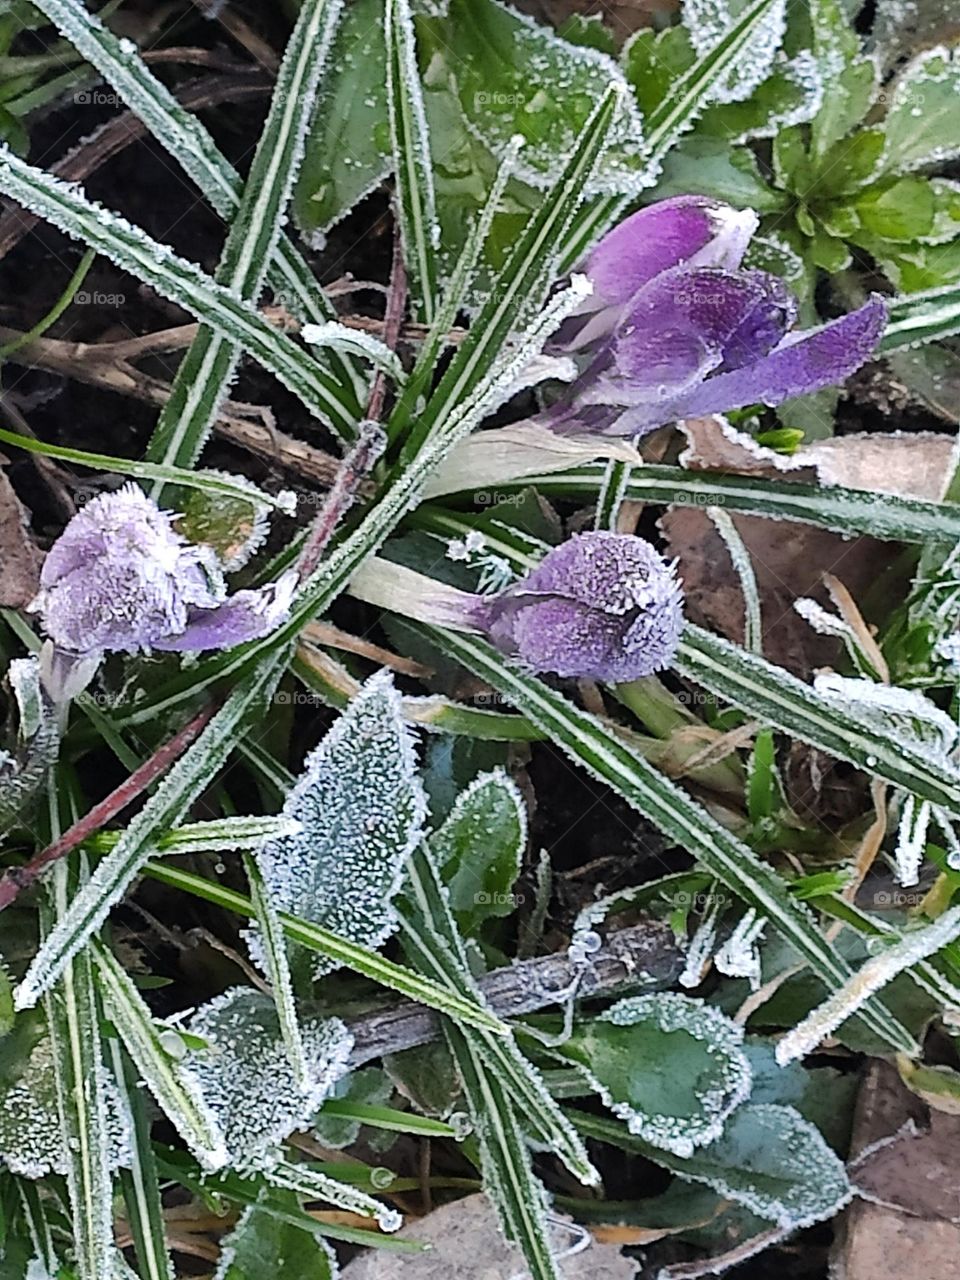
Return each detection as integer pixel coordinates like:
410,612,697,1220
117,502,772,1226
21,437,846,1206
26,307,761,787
559,993,752,1157
214,1199,338,1280
313,1067,393,1148
880,44,960,175
0,1028,131,1179
416,0,647,197
186,988,353,1162
173,476,296,573
250,669,427,980
431,769,526,934
682,0,786,104
808,0,876,158
657,1104,852,1228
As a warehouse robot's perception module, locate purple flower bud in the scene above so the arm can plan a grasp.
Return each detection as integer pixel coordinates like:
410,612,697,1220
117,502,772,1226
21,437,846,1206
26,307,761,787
541,196,885,437
482,532,683,683
551,196,758,353
32,484,295,661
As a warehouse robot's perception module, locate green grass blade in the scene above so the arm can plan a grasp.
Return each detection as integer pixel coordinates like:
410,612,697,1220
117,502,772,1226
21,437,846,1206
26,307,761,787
93,942,228,1170
495,462,960,545
29,0,362,429
140,860,510,1037
0,149,358,433
146,0,345,473
427,629,917,1054
385,0,439,322
882,285,960,352
675,625,960,816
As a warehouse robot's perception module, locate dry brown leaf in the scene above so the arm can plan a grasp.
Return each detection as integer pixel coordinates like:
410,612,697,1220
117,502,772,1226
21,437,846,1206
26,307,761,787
339,1193,638,1279
0,459,42,608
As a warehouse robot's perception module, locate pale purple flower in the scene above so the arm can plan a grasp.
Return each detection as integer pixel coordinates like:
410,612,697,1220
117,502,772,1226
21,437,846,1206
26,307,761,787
479,532,684,683
543,196,885,437
32,484,296,663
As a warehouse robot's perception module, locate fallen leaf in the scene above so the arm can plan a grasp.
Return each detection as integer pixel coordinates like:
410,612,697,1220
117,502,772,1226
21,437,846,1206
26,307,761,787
339,1192,638,1279
0,458,42,608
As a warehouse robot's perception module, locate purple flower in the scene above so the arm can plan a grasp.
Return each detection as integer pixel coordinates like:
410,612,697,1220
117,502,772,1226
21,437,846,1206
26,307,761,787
543,196,885,436
32,484,296,662
480,532,683,683
551,196,759,353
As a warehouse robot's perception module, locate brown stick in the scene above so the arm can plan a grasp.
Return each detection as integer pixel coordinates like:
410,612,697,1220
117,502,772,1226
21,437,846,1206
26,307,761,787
0,702,217,911
344,919,683,1066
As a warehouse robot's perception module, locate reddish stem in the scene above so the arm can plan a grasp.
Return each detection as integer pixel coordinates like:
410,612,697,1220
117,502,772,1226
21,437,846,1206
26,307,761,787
0,701,217,912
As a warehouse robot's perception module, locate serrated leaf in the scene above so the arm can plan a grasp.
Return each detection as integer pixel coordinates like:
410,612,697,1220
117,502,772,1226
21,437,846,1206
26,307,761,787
808,0,876,158
252,670,427,981
431,769,525,934
416,0,647,197
880,43,960,175
215,1199,337,1280
559,993,752,1156
186,989,353,1164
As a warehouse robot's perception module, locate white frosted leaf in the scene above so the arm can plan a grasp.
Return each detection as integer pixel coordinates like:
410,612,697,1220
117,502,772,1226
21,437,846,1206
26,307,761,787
214,1200,338,1280
0,656,59,829
812,673,960,766
893,794,931,888
186,989,353,1163
0,1028,130,1179
714,909,767,990
561,993,752,1157
265,1159,402,1232
683,0,787,104
881,44,960,175
251,669,427,978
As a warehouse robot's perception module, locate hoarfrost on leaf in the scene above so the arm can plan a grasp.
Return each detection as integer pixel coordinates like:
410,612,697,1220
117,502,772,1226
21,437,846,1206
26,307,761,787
683,0,788,104
663,1103,852,1229
185,988,353,1162
250,669,427,979
812,673,960,768
714,909,767,990
559,993,752,1157
893,794,931,887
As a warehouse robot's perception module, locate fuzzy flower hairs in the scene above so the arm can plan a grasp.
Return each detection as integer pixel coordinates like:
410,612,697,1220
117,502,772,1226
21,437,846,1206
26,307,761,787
543,194,885,437
31,484,296,700
350,532,685,684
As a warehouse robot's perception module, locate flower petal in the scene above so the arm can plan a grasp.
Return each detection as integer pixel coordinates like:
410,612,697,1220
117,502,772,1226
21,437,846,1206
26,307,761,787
663,295,887,422
153,570,298,653
552,197,758,351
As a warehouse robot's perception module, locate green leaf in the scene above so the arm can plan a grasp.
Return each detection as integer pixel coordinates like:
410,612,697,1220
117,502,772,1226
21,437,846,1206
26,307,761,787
432,769,525,934
855,177,937,241
812,125,884,197
573,1103,852,1229
250,669,427,981
313,1069,393,1149
294,0,390,234
880,44,960,175
416,0,647,197
185,989,353,1164
808,0,876,159
215,1199,337,1280
883,278,960,349
558,994,752,1156
649,135,785,210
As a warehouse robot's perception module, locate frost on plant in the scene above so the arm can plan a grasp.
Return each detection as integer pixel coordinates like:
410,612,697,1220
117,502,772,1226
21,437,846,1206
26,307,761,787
813,674,960,768
0,1030,130,1179
185,988,353,1162
561,992,753,1157
31,484,296,696
250,669,427,978
534,196,885,438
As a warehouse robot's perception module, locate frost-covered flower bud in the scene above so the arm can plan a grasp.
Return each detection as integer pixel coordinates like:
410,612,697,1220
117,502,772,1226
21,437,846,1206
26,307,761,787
31,484,295,666
481,532,684,683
